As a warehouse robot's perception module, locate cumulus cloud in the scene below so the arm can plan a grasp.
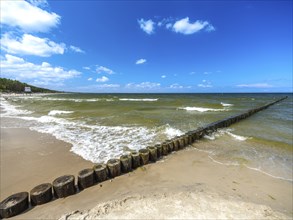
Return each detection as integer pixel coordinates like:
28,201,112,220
27,0,49,8
69,45,85,53
96,76,109,82
125,82,161,89
169,83,183,89
198,79,213,88
96,84,120,88
138,17,215,35
138,19,155,34
1,0,60,33
236,83,273,88
96,66,115,74
1,33,65,57
136,59,146,65
0,54,80,84
161,75,166,78
88,77,93,81
172,17,215,35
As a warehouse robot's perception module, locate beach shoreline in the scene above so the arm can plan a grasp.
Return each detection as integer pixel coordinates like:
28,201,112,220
1,125,292,219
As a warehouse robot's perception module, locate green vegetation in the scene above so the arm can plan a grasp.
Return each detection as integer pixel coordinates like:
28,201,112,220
0,78,59,93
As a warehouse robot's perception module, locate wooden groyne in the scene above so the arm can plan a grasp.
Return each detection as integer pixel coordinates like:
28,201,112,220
0,96,288,218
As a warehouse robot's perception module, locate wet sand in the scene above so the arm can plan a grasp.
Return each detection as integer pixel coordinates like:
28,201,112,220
0,127,93,200
0,127,292,219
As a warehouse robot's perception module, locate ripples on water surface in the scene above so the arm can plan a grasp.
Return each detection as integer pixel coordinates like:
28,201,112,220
1,93,292,181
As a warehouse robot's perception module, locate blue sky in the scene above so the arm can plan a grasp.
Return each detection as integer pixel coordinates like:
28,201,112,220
1,0,292,93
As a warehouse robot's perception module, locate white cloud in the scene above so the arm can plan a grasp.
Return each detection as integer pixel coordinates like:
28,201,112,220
198,84,212,88
27,0,48,8
88,77,93,81
172,17,215,35
166,23,172,29
136,59,146,65
198,79,213,88
1,0,60,33
138,19,155,34
169,83,183,89
96,66,115,74
69,45,85,53
161,75,166,78
236,83,273,88
125,82,161,89
1,54,80,84
83,66,91,70
1,33,65,57
96,76,109,82
96,84,120,88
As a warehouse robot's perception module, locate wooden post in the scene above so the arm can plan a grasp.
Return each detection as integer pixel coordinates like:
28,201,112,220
120,155,132,173
147,146,158,162
93,163,108,183
53,175,75,198
0,192,29,218
107,159,121,178
78,169,94,190
139,148,150,165
30,183,53,206
131,151,141,169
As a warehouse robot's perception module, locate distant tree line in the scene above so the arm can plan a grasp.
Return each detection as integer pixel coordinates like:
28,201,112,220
0,78,59,93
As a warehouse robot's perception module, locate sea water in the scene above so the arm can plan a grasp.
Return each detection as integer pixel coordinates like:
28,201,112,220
1,93,292,181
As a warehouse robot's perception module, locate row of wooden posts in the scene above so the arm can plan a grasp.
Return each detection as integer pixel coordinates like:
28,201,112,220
0,97,287,218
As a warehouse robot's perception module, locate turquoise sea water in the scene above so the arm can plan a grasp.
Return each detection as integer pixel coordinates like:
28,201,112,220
1,93,292,181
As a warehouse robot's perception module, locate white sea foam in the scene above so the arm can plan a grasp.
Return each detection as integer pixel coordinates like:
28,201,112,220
208,156,292,182
7,114,181,163
204,134,216,140
48,110,74,116
164,126,184,139
226,131,250,141
178,107,226,112
1,98,184,163
119,98,158,102
220,102,234,107
0,98,33,116
203,128,250,142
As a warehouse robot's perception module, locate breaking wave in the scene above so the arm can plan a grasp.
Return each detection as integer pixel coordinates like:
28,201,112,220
178,107,227,112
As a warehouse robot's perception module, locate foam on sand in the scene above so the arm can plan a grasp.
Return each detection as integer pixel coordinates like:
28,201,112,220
59,192,288,220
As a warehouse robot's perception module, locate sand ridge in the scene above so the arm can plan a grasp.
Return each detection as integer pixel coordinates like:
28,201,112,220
60,191,289,220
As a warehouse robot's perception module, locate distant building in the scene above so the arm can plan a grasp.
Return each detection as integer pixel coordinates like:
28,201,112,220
24,87,31,93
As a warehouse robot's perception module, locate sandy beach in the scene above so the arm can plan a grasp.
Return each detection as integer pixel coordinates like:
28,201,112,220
1,123,292,219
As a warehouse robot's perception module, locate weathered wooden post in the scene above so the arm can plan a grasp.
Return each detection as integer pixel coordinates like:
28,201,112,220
93,163,108,183
147,146,158,162
0,192,29,218
120,154,132,173
107,159,121,178
131,151,141,169
155,144,162,158
161,142,169,155
139,148,150,165
78,169,95,190
53,175,75,198
30,183,53,206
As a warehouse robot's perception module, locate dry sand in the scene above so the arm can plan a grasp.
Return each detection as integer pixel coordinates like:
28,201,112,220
0,126,292,219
